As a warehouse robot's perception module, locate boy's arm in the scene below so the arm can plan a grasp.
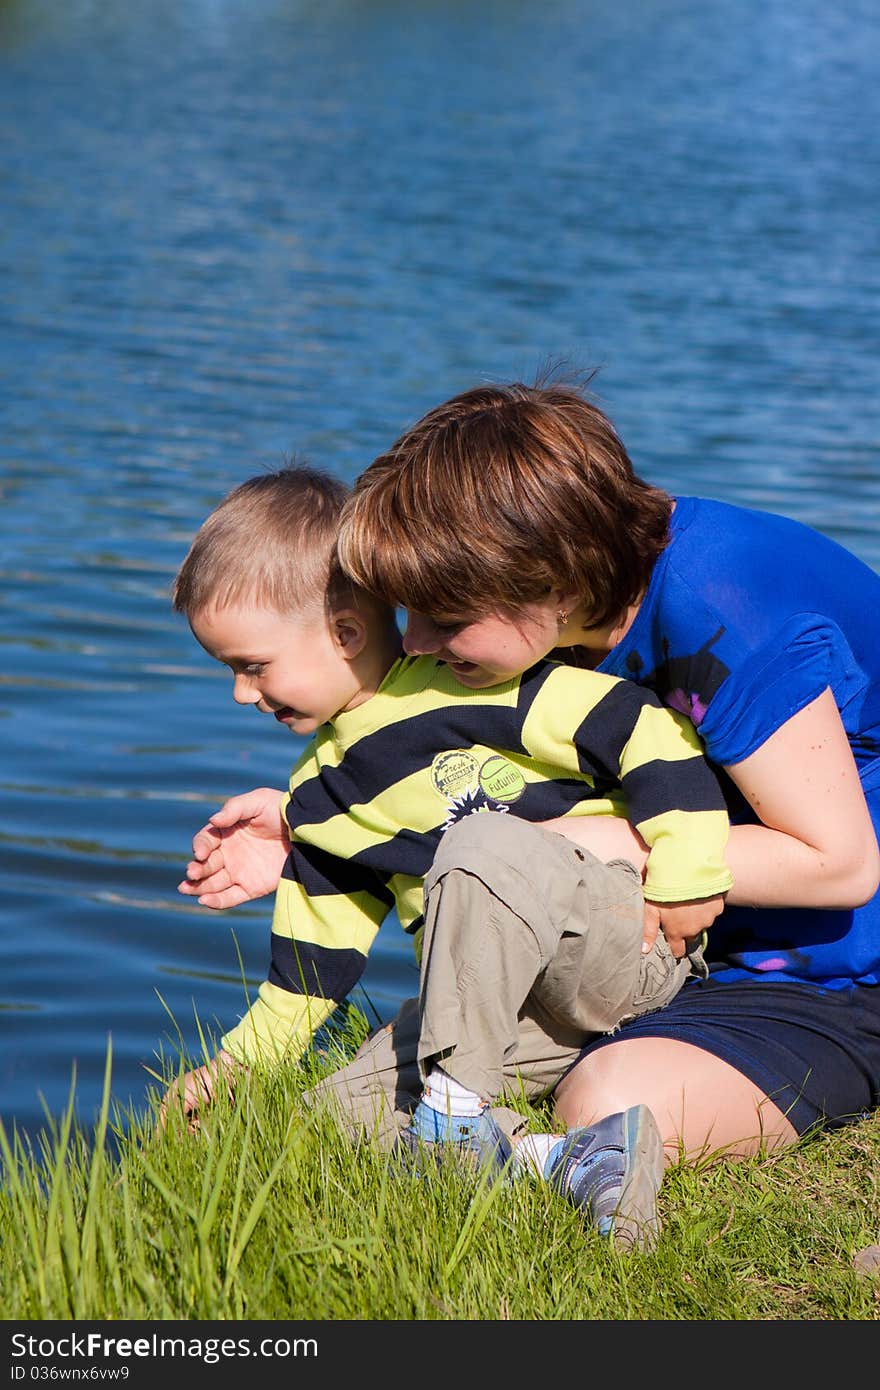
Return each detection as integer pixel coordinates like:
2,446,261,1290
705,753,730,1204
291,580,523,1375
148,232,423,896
580,684,732,954
178,787,290,908
221,838,394,1066
643,894,726,956
157,1049,239,1133
611,688,733,905
527,665,732,904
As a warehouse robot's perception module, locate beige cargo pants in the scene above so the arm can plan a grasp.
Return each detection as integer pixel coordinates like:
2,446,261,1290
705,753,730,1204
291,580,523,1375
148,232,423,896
305,814,705,1147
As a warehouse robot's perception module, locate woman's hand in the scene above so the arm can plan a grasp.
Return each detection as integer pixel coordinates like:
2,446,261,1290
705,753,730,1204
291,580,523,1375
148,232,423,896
178,786,290,909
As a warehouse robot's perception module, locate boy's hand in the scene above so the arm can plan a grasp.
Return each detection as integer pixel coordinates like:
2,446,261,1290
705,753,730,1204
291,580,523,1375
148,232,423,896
178,787,289,908
643,894,727,959
157,1050,242,1134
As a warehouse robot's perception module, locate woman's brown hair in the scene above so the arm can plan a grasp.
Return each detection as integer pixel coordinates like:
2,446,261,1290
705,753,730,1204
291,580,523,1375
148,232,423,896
338,374,672,627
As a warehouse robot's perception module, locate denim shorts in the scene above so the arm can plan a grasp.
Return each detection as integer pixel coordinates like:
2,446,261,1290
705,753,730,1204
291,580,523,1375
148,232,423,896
576,975,880,1135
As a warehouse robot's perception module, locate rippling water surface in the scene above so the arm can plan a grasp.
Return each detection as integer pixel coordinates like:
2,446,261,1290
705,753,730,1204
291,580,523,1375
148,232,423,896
2,0,879,1140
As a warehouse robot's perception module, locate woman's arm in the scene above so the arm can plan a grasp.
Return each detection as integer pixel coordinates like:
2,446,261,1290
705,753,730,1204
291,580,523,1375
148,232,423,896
543,687,880,952
720,687,880,909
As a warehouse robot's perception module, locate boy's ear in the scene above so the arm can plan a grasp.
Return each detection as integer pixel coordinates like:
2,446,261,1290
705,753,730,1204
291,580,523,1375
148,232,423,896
330,607,369,662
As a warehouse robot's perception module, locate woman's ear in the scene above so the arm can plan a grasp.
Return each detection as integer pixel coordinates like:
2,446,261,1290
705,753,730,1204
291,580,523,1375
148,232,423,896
331,607,369,662
553,586,583,615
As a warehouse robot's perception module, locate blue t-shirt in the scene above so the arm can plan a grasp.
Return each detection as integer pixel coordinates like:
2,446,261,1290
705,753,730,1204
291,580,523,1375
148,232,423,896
599,496,880,989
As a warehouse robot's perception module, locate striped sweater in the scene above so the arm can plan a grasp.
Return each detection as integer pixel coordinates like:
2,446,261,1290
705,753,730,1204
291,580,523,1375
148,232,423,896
222,654,732,1063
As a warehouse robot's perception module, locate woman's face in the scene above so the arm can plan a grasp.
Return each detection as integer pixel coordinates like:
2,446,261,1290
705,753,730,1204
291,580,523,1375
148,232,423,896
402,597,565,688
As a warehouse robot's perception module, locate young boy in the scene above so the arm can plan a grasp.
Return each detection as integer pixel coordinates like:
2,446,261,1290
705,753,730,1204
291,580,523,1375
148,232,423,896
166,463,731,1250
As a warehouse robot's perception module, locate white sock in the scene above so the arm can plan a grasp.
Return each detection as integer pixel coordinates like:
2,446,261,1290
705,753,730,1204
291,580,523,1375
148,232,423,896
515,1133,562,1177
421,1066,485,1116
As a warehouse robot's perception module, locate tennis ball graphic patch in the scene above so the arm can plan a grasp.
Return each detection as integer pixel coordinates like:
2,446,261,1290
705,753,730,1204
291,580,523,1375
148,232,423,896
478,755,526,803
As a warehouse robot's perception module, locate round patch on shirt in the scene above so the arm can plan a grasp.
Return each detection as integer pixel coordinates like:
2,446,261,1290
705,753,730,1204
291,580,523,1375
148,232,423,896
478,755,526,804
431,749,480,798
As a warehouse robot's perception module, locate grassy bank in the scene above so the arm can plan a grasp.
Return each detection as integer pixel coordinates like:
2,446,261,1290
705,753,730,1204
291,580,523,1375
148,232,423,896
1,1024,879,1321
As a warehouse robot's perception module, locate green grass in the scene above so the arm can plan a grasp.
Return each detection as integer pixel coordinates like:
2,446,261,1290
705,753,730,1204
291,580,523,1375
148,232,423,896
1,1018,879,1321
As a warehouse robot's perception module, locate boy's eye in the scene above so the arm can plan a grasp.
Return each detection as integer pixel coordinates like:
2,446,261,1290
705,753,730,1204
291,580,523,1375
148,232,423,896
432,619,464,635
243,663,264,677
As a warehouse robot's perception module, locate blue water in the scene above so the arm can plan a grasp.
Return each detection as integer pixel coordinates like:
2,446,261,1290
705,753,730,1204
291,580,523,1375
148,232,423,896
2,0,879,1143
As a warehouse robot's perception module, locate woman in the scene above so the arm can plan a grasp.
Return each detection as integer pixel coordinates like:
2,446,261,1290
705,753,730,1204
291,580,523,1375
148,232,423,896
335,373,880,1167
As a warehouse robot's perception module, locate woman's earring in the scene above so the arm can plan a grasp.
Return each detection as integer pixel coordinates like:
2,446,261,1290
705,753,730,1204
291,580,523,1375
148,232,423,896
557,611,569,626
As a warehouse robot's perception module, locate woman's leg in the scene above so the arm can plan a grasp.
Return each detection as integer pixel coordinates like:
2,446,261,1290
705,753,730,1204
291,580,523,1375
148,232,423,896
552,1038,799,1164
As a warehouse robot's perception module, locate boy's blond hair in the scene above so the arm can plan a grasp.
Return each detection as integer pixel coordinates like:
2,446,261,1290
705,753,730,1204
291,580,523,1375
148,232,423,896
172,464,354,620
337,375,672,628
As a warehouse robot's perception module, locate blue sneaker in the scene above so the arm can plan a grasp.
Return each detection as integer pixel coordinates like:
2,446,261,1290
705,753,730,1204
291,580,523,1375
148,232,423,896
546,1105,663,1251
394,1102,514,1184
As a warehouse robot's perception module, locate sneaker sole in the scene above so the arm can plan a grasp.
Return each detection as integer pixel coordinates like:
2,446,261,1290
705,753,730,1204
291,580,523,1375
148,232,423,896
609,1105,664,1253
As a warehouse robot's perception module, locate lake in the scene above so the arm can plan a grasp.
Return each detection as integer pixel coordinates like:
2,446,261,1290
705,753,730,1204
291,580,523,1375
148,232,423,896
1,0,879,1143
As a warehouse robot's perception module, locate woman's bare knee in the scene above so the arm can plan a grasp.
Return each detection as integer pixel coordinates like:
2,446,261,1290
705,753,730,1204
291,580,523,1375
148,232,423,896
553,1039,799,1164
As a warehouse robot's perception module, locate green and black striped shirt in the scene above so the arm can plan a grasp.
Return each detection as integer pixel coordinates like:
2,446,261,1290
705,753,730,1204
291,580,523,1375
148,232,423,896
222,654,732,1063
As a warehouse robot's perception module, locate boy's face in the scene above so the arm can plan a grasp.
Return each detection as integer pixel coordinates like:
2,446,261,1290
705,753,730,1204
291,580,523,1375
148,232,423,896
190,602,363,735
402,596,562,688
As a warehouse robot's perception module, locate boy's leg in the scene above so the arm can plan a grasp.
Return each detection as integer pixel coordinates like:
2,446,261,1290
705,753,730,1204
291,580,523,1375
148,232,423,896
301,996,422,1149
409,813,676,1245
416,813,685,1101
301,995,527,1150
307,816,690,1152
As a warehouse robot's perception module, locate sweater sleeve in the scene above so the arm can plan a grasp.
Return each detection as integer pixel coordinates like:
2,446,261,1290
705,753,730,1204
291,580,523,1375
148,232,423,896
591,680,733,902
221,835,394,1065
522,665,732,904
